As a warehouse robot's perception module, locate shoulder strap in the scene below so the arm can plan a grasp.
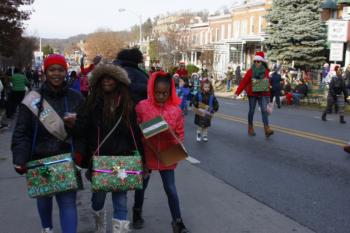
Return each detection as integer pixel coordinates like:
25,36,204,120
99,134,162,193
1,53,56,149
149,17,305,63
22,91,67,141
93,112,123,156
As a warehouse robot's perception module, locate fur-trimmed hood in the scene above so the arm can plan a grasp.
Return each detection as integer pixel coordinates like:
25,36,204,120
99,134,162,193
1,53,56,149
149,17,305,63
90,64,130,87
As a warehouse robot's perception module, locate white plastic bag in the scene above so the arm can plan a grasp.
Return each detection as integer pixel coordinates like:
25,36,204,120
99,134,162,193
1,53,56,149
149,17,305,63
267,102,274,115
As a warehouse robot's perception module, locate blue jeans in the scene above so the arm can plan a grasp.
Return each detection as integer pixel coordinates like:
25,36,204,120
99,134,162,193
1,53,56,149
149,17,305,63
92,191,128,220
226,80,231,91
293,93,303,105
134,170,181,221
37,191,77,233
248,96,269,126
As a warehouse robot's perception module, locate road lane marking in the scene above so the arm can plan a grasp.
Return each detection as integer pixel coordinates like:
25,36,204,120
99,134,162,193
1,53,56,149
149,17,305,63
215,112,347,147
186,156,201,164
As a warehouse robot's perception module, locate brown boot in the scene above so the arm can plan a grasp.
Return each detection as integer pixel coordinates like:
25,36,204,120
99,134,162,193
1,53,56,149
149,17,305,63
264,125,274,137
248,124,256,136
344,145,350,154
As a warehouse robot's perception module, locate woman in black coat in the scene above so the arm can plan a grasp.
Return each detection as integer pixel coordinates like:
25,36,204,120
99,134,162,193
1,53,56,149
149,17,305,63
12,54,85,233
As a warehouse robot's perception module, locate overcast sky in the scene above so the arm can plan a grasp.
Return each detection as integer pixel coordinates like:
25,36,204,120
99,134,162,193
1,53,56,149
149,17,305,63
24,0,233,39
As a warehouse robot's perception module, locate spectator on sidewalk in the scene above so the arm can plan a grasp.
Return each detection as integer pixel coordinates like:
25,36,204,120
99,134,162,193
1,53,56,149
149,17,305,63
344,64,350,94
80,54,102,97
7,67,30,118
235,65,242,85
321,65,349,124
133,71,190,233
235,51,274,137
226,66,234,92
11,54,85,233
292,79,308,105
175,62,188,78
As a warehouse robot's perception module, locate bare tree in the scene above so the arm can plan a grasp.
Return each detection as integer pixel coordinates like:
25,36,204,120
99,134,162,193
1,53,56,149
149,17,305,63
84,30,127,62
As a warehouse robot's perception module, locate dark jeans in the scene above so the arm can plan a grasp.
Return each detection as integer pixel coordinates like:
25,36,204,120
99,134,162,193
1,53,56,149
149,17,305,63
37,191,77,233
248,96,269,126
92,191,128,220
270,90,281,107
6,91,25,117
134,170,182,221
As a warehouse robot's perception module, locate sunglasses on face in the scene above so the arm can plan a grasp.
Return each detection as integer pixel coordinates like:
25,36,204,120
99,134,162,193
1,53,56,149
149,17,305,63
254,61,261,64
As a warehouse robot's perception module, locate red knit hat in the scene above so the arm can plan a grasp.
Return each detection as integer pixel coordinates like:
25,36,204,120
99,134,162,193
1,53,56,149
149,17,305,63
254,51,267,63
44,54,68,71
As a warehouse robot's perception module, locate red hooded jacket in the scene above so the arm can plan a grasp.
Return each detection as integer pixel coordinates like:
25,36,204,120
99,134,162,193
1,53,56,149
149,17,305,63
135,71,183,170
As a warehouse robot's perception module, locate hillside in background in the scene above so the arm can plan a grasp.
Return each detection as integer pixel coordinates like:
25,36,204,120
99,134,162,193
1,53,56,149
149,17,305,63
41,34,87,53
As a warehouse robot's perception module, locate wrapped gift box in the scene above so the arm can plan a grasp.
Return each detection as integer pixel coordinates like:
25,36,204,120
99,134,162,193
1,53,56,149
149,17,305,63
26,153,83,198
252,79,269,92
139,116,169,139
91,152,143,192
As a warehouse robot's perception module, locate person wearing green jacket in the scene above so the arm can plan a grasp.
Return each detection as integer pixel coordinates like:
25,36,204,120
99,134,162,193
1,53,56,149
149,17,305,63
7,68,30,118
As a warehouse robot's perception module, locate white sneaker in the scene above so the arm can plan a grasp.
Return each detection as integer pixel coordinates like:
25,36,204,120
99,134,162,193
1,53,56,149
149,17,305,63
112,218,130,233
203,136,208,142
196,132,201,142
41,228,53,233
92,209,107,233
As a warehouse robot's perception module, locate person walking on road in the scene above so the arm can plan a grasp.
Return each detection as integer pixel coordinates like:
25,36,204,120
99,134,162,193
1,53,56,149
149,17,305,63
73,64,142,233
321,65,349,124
134,71,190,233
235,51,274,137
193,80,219,142
270,66,283,108
11,54,85,233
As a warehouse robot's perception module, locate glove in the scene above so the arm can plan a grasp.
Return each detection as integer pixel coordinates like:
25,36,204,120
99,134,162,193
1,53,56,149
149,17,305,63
14,165,27,175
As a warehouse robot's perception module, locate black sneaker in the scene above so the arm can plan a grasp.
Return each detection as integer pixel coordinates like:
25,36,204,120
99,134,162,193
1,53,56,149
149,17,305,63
132,208,144,229
172,219,190,233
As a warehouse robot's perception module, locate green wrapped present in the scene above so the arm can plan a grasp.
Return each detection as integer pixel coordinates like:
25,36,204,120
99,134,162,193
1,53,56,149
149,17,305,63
252,78,269,92
91,152,143,192
26,153,83,198
139,116,169,139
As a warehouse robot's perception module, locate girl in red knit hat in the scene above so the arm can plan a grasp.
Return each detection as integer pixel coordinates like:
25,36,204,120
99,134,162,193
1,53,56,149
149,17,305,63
12,54,85,233
235,51,274,137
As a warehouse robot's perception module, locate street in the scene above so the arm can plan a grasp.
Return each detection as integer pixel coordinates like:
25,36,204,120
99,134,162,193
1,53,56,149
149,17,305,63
0,97,349,233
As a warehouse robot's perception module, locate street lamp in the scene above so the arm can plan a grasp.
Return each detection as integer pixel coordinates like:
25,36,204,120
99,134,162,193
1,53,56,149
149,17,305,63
118,8,142,46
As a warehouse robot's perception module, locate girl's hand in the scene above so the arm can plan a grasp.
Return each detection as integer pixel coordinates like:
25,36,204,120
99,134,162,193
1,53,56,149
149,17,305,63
63,113,77,128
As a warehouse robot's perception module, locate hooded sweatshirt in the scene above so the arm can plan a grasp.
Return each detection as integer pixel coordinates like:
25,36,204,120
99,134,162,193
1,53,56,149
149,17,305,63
135,71,183,170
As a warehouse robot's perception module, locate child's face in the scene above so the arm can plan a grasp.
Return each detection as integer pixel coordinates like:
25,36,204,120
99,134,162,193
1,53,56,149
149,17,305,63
203,84,210,93
154,82,170,104
179,79,185,87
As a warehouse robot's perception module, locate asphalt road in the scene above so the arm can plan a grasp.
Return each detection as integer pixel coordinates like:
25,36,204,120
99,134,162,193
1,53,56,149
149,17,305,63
184,98,350,233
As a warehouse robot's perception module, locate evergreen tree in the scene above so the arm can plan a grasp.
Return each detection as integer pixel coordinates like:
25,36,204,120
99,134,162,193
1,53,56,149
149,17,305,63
264,0,327,67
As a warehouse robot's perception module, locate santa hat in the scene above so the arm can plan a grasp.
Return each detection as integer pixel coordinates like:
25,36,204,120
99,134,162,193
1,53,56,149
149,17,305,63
253,51,267,64
44,54,68,71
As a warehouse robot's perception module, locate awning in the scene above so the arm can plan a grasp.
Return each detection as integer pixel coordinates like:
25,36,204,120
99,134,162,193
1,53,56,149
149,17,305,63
321,0,337,9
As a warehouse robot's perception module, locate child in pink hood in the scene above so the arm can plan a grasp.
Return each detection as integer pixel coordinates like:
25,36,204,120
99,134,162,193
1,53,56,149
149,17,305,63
133,71,190,233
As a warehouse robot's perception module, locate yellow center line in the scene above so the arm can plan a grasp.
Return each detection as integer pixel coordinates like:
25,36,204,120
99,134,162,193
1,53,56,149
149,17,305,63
215,112,348,147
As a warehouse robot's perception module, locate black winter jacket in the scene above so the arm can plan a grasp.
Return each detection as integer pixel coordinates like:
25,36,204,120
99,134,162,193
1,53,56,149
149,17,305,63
114,60,148,104
12,83,85,166
193,92,219,128
73,98,143,162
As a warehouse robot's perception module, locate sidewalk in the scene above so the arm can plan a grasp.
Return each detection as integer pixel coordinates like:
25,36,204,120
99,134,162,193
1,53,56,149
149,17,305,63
0,122,315,233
